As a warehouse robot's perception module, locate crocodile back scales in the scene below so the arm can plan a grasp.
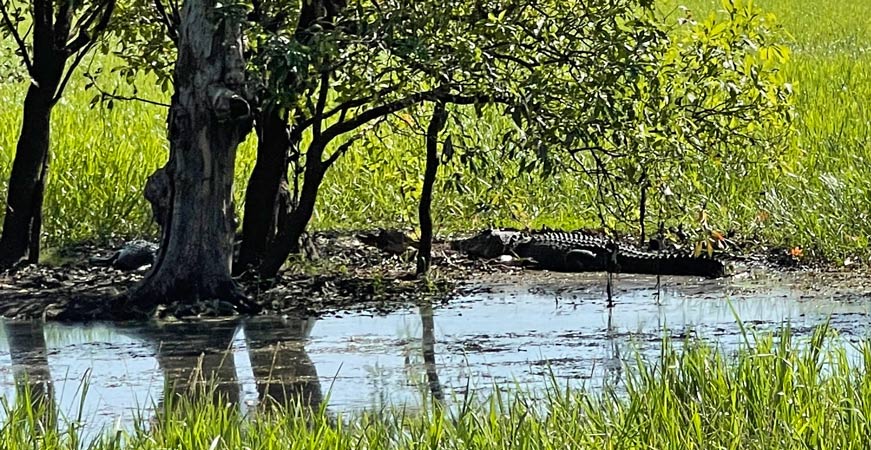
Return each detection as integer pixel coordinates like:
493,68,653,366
456,230,730,277
113,240,158,270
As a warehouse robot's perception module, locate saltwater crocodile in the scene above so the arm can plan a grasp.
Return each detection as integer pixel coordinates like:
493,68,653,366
453,230,730,278
89,240,158,271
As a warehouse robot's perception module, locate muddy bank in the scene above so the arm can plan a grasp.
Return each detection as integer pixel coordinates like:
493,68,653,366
0,230,837,321
0,232,491,321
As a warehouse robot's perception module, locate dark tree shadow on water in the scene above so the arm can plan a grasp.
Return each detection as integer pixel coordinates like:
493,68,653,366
117,316,325,418
4,320,56,429
419,302,444,404
243,316,323,412
121,319,243,412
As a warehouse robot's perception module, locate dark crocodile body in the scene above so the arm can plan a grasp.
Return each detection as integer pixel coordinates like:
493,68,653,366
454,230,730,278
90,240,158,271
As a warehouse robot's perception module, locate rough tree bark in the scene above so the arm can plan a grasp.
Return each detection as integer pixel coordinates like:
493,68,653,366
116,0,256,317
257,141,327,276
417,102,447,275
0,0,114,268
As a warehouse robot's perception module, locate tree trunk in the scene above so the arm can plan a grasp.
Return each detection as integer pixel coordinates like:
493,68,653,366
236,108,290,273
258,142,326,278
118,0,256,317
0,0,113,269
237,0,345,275
417,102,447,275
0,86,55,267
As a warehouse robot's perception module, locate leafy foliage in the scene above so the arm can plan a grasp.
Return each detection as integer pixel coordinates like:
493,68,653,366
2,0,795,256
283,0,793,244
606,1,794,239
100,0,792,196
461,1,795,240
0,0,115,98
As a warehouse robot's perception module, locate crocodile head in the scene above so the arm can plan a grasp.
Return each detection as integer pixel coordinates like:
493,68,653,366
452,229,520,259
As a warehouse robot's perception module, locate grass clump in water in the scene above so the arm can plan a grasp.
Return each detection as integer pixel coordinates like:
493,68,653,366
3,323,871,449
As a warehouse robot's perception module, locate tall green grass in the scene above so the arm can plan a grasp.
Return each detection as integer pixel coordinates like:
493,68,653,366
1,0,870,262
664,0,871,261
4,325,871,449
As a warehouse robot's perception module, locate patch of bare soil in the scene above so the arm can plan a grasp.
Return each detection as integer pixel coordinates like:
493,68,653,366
0,232,507,321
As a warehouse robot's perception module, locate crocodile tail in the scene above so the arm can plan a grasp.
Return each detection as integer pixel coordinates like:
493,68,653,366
618,254,729,278
660,256,729,278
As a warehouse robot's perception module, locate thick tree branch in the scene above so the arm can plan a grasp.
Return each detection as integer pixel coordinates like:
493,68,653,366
323,135,359,168
293,89,514,166
65,0,112,55
319,89,439,143
70,4,100,37
67,7,97,53
53,47,90,104
319,89,512,145
250,0,262,22
293,85,400,135
33,0,50,32
54,0,74,50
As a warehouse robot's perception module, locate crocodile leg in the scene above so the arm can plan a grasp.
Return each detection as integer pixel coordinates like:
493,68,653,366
564,249,599,271
89,251,119,267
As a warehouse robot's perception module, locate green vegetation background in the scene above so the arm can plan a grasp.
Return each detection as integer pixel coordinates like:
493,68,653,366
1,0,870,263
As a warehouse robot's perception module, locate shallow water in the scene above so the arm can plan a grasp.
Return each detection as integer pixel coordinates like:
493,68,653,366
1,269,870,438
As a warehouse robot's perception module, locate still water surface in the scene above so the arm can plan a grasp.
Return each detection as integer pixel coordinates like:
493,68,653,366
1,270,870,437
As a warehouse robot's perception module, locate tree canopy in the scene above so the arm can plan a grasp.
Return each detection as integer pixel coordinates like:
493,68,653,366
0,0,793,311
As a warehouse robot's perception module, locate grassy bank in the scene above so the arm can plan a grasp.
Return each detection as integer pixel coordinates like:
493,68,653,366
1,0,870,263
3,325,871,449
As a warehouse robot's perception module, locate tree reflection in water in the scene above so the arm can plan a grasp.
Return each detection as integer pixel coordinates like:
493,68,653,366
419,302,444,403
129,319,242,408
244,316,323,411
5,320,56,428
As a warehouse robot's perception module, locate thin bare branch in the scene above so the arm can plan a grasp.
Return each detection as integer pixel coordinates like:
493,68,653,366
323,135,360,168
72,71,170,108
0,0,33,73
54,0,116,104
312,71,331,139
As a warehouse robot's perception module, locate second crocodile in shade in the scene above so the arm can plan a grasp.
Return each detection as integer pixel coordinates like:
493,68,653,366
453,230,732,278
